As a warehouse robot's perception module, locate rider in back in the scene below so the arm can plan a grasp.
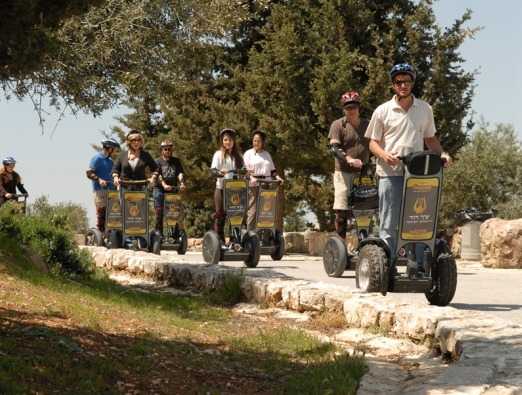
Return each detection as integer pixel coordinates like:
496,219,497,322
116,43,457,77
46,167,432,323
153,139,186,234
0,157,28,207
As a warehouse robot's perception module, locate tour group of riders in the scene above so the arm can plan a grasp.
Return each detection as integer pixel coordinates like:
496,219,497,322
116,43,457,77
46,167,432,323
1,63,450,271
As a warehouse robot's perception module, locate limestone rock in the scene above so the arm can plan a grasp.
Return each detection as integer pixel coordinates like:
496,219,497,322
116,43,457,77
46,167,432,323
480,218,522,268
451,227,462,258
283,232,305,253
187,238,203,252
305,231,336,256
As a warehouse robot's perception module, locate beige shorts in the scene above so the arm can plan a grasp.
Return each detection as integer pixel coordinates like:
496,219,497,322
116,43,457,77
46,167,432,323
93,190,108,209
333,171,354,210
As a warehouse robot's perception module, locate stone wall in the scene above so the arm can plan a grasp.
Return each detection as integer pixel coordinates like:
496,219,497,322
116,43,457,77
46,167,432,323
481,218,522,268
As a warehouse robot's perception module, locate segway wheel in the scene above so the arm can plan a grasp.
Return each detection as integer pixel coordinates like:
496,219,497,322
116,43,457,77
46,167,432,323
243,233,260,268
323,236,347,277
356,244,388,293
85,228,104,247
270,231,285,261
425,253,457,306
177,230,188,255
202,231,221,265
108,230,122,249
149,231,162,255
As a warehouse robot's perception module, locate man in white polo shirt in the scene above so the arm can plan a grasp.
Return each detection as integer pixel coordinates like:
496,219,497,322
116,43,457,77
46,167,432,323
365,63,449,272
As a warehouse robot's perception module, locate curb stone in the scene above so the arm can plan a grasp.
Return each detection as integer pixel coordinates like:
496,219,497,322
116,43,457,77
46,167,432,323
81,246,522,394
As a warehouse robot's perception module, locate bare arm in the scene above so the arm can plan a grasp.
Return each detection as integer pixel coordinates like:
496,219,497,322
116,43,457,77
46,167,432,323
424,136,443,154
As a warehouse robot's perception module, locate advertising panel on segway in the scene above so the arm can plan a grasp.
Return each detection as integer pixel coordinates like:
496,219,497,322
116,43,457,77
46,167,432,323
113,179,155,251
153,186,188,255
355,152,457,306
253,177,285,261
85,189,123,248
202,169,260,267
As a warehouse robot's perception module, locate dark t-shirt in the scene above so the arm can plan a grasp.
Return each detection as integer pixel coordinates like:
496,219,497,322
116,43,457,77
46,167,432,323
112,150,158,180
0,170,27,203
156,157,184,191
328,117,370,173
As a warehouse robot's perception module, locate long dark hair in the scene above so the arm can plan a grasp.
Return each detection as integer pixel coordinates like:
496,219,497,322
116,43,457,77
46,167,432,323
219,130,243,168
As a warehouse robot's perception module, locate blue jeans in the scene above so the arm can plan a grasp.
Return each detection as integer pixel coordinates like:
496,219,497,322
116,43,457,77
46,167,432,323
379,176,424,266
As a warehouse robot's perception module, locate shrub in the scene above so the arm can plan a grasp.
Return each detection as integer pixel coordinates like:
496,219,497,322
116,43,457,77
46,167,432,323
0,205,94,276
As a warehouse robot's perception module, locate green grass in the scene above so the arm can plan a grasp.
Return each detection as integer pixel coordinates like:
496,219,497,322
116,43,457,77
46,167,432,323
0,246,366,394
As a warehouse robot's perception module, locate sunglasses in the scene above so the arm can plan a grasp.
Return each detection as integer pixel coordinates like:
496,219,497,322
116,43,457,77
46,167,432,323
162,147,172,151
129,138,142,142
393,79,413,86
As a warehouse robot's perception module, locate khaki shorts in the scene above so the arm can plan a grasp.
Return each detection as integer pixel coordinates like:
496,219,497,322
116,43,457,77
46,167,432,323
333,171,354,210
93,190,108,209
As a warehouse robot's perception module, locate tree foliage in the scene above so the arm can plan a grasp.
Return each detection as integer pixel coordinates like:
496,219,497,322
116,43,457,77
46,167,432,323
441,123,522,226
1,0,259,115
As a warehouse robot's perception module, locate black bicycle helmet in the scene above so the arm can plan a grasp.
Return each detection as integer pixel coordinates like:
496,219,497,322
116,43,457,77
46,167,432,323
390,63,416,81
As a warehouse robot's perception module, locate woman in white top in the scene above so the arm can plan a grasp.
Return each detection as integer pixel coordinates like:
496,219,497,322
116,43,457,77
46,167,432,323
210,128,244,241
243,130,283,230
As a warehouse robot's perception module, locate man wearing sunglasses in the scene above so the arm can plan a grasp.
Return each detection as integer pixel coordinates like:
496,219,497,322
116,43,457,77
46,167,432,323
153,139,186,234
365,63,450,273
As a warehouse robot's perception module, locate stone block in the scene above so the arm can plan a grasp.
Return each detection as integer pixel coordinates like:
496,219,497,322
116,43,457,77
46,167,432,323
481,218,522,268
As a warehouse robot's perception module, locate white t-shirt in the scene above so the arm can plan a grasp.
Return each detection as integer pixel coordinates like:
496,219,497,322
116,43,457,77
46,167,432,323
243,148,276,186
364,95,436,177
211,151,239,189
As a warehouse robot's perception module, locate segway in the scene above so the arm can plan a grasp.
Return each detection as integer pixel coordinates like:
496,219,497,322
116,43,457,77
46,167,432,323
109,179,159,251
2,194,29,215
151,186,188,255
252,177,285,261
355,151,457,306
85,189,123,248
323,170,379,277
202,169,260,267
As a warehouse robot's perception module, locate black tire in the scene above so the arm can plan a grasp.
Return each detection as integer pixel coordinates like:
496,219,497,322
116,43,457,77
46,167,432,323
425,253,458,306
202,231,221,265
150,232,161,255
108,230,122,249
85,228,104,247
270,231,285,261
356,244,388,293
323,237,347,277
243,234,260,268
177,230,188,255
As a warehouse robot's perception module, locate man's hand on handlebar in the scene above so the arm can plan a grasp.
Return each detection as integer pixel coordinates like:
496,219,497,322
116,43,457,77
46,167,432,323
441,152,452,168
381,151,400,166
99,179,109,188
113,176,121,188
162,182,173,192
4,193,13,199
346,156,363,169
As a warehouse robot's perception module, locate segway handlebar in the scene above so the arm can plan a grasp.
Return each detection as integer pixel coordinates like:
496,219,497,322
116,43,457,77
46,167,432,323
9,194,28,200
119,179,149,185
211,168,248,178
253,177,283,185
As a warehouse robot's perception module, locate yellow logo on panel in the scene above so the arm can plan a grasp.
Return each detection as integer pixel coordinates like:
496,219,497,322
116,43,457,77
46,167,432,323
231,194,240,205
112,202,121,213
129,204,140,217
262,200,272,212
414,197,427,214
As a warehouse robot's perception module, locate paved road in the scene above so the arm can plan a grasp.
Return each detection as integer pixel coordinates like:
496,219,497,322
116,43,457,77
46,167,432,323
169,252,522,326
